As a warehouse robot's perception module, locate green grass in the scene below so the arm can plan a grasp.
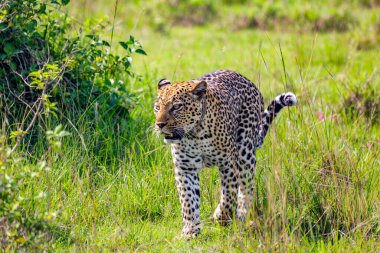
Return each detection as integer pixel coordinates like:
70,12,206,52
6,0,380,251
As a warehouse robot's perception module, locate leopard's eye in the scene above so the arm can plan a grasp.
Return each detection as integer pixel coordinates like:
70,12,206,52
172,103,183,110
154,105,160,111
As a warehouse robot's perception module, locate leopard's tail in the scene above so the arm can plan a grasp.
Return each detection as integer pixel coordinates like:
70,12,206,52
256,92,297,149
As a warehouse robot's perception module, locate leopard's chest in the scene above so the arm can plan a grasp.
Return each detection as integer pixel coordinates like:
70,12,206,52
171,133,232,169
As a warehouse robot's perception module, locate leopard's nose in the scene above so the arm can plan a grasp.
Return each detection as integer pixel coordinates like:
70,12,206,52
156,122,167,129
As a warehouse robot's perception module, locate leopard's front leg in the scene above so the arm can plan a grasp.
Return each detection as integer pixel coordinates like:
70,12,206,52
175,167,201,238
213,158,239,225
171,144,203,239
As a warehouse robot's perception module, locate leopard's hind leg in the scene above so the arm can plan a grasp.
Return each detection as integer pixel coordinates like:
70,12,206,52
236,144,256,220
235,124,257,221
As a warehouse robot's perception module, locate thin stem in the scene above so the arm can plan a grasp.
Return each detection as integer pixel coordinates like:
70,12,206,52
110,0,119,50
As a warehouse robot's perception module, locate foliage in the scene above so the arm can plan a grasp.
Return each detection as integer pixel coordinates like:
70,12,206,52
0,0,146,139
342,70,380,126
0,0,146,250
148,0,217,30
145,0,360,32
0,125,69,250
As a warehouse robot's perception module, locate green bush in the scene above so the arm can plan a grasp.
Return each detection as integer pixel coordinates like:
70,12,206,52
342,73,380,126
0,125,70,250
153,0,217,27
0,0,146,144
0,0,146,249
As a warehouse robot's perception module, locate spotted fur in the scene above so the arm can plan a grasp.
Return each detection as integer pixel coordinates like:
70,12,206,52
154,70,297,238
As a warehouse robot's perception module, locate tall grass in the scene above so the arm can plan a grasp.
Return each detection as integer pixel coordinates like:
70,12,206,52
3,0,380,251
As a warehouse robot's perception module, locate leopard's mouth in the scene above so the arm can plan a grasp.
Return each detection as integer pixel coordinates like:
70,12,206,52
164,132,182,144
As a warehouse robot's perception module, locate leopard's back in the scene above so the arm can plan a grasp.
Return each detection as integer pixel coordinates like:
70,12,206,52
199,70,264,147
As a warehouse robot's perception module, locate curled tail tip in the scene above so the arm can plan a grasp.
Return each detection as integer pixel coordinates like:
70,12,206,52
284,92,297,106
276,92,297,107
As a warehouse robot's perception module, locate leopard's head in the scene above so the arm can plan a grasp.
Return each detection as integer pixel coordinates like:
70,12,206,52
154,79,207,144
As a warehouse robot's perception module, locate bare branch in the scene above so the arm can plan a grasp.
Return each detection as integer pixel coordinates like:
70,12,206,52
9,83,48,154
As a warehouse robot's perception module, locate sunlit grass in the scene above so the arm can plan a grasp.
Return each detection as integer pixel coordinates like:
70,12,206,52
13,0,380,251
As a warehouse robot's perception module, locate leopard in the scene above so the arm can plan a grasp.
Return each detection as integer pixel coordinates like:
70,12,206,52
154,70,297,238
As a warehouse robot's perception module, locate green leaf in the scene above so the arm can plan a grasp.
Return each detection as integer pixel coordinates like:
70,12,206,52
4,43,15,56
86,34,98,41
27,19,38,32
54,124,63,134
30,80,45,89
10,130,27,139
46,130,54,138
46,64,59,70
15,236,25,244
119,41,129,50
61,0,70,5
10,61,17,70
12,202,19,211
39,4,47,14
129,35,135,44
135,48,147,55
28,70,42,78
101,40,111,47
51,141,62,152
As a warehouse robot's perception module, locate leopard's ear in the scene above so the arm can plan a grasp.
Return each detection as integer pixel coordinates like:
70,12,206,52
190,80,207,98
158,79,171,89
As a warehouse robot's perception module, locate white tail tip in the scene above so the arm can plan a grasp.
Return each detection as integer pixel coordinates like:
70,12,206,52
283,92,297,106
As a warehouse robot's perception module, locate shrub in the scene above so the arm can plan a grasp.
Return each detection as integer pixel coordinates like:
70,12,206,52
0,0,146,249
151,0,217,27
0,125,69,250
342,77,380,126
0,0,146,146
